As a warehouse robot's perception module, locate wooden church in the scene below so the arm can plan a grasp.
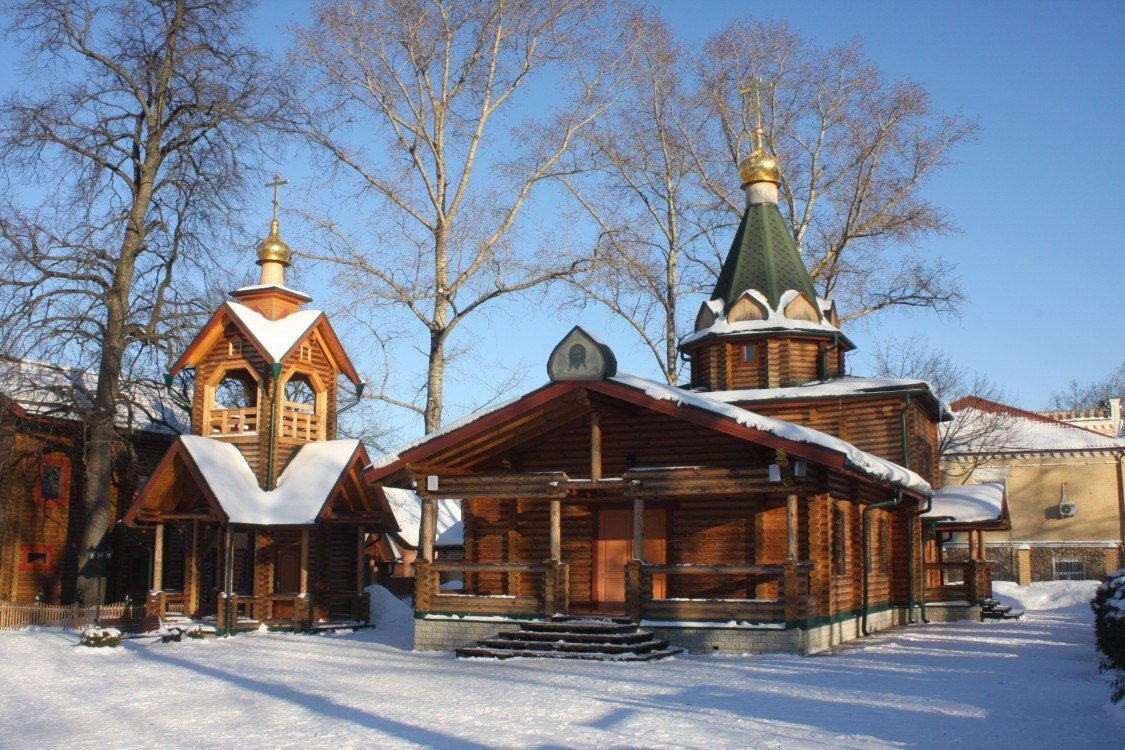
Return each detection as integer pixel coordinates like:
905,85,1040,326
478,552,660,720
365,93,1001,657
126,190,398,632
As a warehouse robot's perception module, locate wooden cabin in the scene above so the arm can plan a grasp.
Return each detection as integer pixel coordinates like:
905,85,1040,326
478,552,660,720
0,357,178,606
366,134,995,655
125,216,398,632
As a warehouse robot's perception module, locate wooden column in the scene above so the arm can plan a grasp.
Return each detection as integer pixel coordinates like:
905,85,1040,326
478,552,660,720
356,527,366,592
633,497,645,561
549,499,561,561
299,528,309,593
786,494,799,561
152,523,165,591
590,412,602,482
420,496,436,563
188,520,199,614
967,530,976,562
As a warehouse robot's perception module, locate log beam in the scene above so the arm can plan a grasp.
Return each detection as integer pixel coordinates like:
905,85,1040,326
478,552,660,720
299,529,309,594
786,494,799,561
152,523,164,591
549,499,561,561
356,527,366,593
591,412,602,482
420,496,436,563
633,497,645,562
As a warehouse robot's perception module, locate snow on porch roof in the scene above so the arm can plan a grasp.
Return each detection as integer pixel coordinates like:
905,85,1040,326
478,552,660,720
368,371,931,497
179,435,362,525
382,487,462,548
924,483,1005,525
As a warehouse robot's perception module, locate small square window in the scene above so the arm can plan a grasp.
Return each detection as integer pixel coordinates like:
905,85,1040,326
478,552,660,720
26,551,47,566
41,466,62,501
19,547,55,571
300,344,311,362
228,339,242,357
741,344,758,363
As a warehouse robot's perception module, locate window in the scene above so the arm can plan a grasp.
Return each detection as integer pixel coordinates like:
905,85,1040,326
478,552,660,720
36,456,70,506
41,466,62,501
832,505,847,575
299,344,312,362
284,375,316,406
740,344,758,363
213,370,257,410
20,546,55,571
1053,557,1086,581
227,339,242,357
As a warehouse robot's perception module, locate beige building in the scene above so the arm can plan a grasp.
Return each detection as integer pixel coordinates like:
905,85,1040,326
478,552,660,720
941,396,1125,584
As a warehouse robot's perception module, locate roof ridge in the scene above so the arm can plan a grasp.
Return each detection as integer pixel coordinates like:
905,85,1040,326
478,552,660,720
949,395,1114,438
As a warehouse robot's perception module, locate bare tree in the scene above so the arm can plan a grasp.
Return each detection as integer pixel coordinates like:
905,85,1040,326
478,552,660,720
0,0,282,601
870,336,1017,482
554,8,712,384
288,0,638,432
1052,360,1125,411
692,19,978,322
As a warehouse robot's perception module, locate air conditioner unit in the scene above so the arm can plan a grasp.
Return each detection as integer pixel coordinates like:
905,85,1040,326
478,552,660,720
1058,483,1077,518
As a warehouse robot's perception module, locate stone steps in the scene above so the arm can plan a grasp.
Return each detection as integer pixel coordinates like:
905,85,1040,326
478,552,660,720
455,615,682,662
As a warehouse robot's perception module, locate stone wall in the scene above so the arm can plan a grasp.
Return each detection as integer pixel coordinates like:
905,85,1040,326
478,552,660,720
414,615,529,651
945,543,1120,583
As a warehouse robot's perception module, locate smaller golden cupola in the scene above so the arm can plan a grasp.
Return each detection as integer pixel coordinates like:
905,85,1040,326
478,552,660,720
737,77,782,205
256,173,293,287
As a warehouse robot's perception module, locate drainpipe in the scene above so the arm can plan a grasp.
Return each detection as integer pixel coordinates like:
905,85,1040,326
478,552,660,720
1116,452,1125,569
898,395,914,621
224,525,235,637
862,490,903,636
908,494,933,623
266,362,282,490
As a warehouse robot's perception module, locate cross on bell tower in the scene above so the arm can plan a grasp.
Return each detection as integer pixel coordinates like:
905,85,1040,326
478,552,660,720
256,172,294,288
740,76,775,153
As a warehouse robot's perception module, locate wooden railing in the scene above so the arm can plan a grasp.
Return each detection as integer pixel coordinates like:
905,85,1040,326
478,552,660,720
627,562,815,623
415,560,568,617
925,560,993,603
0,601,146,631
209,407,258,435
280,402,323,441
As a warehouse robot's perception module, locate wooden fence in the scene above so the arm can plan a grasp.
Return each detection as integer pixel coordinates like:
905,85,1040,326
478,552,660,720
0,602,146,631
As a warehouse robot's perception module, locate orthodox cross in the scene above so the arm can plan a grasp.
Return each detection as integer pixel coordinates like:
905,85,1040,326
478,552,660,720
265,172,290,222
739,76,774,150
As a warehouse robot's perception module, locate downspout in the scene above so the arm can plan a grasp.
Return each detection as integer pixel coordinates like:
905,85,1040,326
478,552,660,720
899,395,913,621
909,494,934,623
862,489,903,636
224,525,235,637
266,362,282,490
1116,452,1125,569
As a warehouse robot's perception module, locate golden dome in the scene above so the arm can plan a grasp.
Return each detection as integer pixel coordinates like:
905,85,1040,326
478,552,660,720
738,145,781,187
256,219,292,266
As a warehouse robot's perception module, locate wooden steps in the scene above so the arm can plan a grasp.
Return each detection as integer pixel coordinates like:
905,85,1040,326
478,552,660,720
981,598,1022,620
455,616,683,662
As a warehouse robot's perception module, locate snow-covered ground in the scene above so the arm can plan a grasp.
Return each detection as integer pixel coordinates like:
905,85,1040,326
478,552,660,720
0,598,1120,748
994,578,1102,611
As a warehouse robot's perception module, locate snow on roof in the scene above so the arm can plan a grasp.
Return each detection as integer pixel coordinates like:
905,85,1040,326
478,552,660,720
0,356,188,434
231,283,313,302
180,435,360,524
925,483,1005,524
610,373,930,496
947,398,1125,454
225,302,323,364
371,372,930,496
382,487,462,547
682,289,844,347
705,376,950,417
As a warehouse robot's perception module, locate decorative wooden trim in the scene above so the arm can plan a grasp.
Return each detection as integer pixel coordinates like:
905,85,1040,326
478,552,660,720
18,545,56,572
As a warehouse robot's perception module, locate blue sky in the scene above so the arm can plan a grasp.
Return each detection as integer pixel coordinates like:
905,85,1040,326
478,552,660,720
4,1,1122,437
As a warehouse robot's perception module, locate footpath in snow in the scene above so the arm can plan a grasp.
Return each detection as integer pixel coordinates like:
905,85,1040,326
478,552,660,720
0,592,1121,748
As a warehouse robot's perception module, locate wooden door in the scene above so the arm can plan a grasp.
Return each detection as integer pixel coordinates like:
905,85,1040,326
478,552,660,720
594,508,666,603
275,548,301,594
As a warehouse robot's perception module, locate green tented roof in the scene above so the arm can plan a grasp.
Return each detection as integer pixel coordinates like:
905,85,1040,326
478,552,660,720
711,202,819,310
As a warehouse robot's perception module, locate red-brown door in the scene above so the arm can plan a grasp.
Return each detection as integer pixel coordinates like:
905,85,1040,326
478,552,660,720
594,508,667,604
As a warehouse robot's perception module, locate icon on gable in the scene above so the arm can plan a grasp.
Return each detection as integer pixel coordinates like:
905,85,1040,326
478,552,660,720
547,326,617,382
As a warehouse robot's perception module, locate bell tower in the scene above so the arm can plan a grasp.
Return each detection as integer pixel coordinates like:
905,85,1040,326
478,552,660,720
167,173,364,489
681,78,852,392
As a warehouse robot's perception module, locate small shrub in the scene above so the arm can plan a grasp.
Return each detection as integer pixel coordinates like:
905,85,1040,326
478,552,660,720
1091,568,1125,702
80,627,122,648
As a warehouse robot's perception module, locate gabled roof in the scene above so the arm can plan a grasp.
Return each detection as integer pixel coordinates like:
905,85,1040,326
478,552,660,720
382,487,462,550
126,436,392,526
711,202,819,309
368,372,930,497
946,396,1125,455
169,301,361,384
0,355,187,434
924,482,1010,530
